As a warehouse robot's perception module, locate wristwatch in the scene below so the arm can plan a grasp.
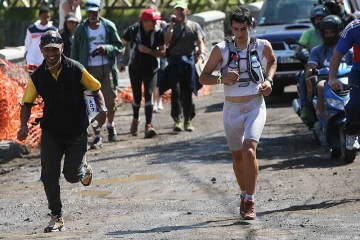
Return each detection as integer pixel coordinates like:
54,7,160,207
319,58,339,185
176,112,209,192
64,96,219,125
98,107,108,113
265,78,273,86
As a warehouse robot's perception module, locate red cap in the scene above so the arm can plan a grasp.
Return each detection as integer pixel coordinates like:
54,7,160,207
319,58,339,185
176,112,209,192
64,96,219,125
140,9,161,21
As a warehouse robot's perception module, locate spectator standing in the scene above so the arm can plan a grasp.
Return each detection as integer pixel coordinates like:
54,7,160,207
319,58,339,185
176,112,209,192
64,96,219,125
58,0,82,32
164,0,205,133
71,0,123,149
24,6,58,65
60,12,79,57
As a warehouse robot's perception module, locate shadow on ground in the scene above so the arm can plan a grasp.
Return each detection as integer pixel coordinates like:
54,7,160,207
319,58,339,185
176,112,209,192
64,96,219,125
106,217,250,236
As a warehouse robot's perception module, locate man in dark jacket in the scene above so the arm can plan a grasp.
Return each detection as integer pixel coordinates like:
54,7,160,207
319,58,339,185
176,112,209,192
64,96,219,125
121,8,166,138
164,0,205,133
71,0,123,148
17,30,107,232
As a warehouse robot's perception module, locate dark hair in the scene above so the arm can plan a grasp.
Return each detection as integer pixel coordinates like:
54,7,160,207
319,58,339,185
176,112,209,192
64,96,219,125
39,6,50,16
230,6,252,26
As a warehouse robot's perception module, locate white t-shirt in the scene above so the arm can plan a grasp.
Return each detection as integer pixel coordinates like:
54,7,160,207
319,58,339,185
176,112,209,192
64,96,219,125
58,0,82,31
88,23,108,66
24,20,58,65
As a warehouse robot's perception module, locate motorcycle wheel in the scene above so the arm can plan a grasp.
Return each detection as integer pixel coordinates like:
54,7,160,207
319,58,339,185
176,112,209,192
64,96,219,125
339,123,356,164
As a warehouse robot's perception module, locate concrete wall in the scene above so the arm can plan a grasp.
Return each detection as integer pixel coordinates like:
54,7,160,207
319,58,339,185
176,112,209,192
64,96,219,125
188,10,226,52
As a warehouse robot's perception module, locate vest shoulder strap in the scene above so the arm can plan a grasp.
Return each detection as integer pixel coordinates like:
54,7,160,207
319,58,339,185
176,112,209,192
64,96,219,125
224,37,259,69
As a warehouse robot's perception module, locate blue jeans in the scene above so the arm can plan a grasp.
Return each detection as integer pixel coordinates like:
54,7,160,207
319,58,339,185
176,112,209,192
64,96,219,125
344,70,360,135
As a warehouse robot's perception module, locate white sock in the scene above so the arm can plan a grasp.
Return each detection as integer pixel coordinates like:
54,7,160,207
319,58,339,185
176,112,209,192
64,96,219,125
240,191,246,199
107,122,115,128
245,194,254,202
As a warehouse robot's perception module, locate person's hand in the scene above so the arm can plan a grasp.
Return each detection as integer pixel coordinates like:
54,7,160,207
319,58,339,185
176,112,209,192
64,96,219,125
96,45,107,55
117,62,126,72
222,71,239,85
259,81,272,96
169,14,176,24
138,44,151,54
328,78,343,91
94,111,107,129
195,53,205,64
17,126,29,141
72,0,80,8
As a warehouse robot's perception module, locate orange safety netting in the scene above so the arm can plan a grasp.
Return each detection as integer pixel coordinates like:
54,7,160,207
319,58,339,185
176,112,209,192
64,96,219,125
0,60,43,149
118,85,213,104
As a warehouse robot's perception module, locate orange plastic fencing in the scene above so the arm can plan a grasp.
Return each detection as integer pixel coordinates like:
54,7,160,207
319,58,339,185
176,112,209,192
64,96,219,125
0,60,43,149
118,85,213,104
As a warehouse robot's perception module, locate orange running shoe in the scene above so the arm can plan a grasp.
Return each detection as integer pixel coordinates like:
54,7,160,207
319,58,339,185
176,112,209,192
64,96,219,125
243,199,256,220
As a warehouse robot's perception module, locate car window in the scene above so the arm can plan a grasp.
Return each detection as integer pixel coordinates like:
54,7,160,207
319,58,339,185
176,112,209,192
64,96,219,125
258,0,318,26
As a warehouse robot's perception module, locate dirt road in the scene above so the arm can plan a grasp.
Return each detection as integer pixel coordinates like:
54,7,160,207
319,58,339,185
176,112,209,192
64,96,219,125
1,85,360,240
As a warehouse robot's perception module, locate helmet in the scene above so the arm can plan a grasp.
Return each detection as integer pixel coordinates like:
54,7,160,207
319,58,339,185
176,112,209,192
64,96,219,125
310,5,330,29
323,0,342,16
320,15,344,46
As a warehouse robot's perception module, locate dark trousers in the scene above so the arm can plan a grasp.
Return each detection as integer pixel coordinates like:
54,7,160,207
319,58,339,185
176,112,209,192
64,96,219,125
169,64,193,122
40,130,88,216
130,71,157,125
344,70,360,135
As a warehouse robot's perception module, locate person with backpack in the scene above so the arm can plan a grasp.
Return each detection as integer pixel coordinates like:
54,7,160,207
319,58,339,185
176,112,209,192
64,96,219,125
199,6,277,220
121,8,166,138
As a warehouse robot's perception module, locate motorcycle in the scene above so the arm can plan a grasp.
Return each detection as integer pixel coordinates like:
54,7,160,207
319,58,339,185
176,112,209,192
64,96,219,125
285,37,356,164
310,64,356,164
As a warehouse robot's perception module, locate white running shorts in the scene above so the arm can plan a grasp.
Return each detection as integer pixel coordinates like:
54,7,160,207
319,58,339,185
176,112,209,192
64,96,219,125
222,96,266,151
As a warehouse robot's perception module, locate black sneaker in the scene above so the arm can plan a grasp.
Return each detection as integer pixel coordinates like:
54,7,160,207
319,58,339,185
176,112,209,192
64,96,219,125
44,215,65,233
107,126,118,142
90,136,103,149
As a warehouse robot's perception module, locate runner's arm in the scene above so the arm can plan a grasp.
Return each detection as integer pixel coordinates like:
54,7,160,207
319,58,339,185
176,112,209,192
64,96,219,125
199,46,223,85
262,40,277,80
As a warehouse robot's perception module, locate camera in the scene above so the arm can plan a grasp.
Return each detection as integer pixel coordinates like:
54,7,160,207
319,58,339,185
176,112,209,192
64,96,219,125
91,49,100,58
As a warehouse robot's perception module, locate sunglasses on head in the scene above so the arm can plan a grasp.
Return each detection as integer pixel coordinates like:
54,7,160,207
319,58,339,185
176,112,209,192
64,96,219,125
40,36,63,46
